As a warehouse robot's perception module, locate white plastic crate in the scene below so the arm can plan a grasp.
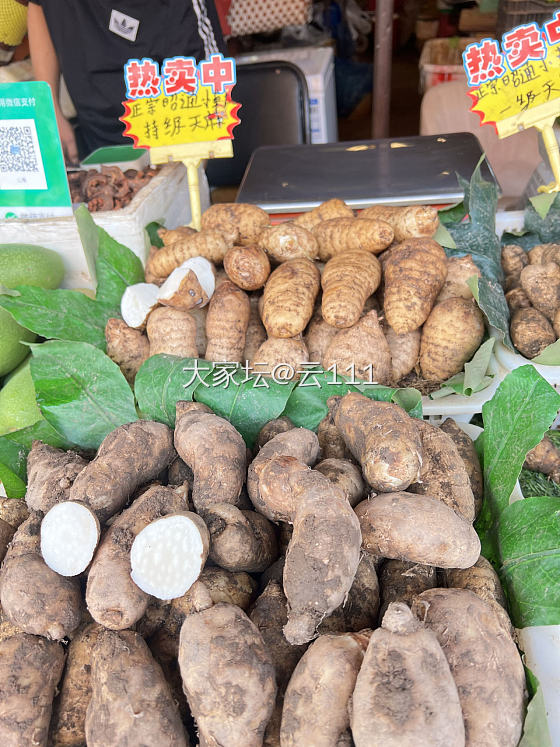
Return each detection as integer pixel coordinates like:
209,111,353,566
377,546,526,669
0,163,210,289
422,357,508,425
236,46,338,144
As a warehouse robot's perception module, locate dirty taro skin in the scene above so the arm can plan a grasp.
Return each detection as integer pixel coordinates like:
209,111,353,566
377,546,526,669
178,602,276,747
25,441,88,513
174,401,247,517
69,420,175,523
85,629,187,747
0,632,66,747
412,589,527,747
281,631,370,747
351,603,465,747
332,392,422,492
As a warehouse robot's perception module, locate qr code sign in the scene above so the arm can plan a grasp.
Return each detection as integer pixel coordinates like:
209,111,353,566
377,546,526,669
0,119,47,190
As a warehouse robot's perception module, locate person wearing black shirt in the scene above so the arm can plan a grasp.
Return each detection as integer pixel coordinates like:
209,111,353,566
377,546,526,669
27,1,226,162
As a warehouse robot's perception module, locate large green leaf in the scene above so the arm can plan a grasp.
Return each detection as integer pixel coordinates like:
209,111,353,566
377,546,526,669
0,286,114,350
135,355,215,426
532,338,560,366
29,340,138,450
194,367,297,449
469,276,513,350
430,338,495,398
75,205,145,310
518,672,552,747
477,366,560,560
524,193,560,243
498,496,560,628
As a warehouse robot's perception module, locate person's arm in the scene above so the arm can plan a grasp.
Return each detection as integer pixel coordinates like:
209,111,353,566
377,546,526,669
28,2,79,164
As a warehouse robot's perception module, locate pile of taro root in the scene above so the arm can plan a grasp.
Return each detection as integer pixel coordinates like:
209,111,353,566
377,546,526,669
67,165,159,211
0,395,528,746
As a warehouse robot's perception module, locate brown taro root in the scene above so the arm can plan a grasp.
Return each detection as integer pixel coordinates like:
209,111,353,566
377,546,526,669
0,497,29,530
157,258,216,311
179,603,276,747
85,485,187,630
25,441,88,514
511,307,556,358
382,321,421,383
356,492,481,569
528,244,546,264
436,254,481,303
332,393,422,492
538,242,560,265
501,244,528,276
504,273,521,292
0,520,14,564
0,513,82,639
174,401,247,516
205,279,251,362
224,244,271,290
147,306,198,358
244,295,267,363
105,317,149,384
383,238,448,333
410,419,475,521
318,552,380,633
323,310,393,385
321,250,382,328
198,566,257,609
351,603,465,747
412,589,526,747
280,631,370,747
314,458,365,507
520,262,560,321
505,286,531,312
201,202,270,246
0,632,65,747
440,418,484,517
317,404,352,461
293,198,354,231
158,225,197,246
250,581,307,746
379,559,437,619
443,556,507,610
49,623,102,747
247,427,320,520
261,258,320,338
190,306,208,357
69,420,175,523
256,457,362,644
256,416,295,451
251,336,309,381
359,204,439,241
314,217,394,260
258,223,319,263
146,230,230,278
524,435,560,482
204,503,278,573
86,629,187,747
420,298,485,381
304,312,338,363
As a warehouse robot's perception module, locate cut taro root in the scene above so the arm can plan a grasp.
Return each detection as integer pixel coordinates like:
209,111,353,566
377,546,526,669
130,512,210,600
41,501,100,576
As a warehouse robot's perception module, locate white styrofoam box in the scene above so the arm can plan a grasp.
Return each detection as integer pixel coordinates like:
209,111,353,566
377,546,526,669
422,356,507,425
495,209,525,239
0,162,210,290
236,46,338,144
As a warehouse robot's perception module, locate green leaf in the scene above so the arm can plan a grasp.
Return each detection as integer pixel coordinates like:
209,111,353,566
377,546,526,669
0,286,115,350
135,355,215,426
0,465,26,498
438,199,466,225
529,192,557,221
0,284,20,297
194,367,297,449
433,223,456,249
282,371,357,430
29,340,138,450
391,387,423,419
145,221,164,249
431,339,495,398
498,496,560,627
470,276,513,350
94,227,145,310
476,366,560,556
524,193,560,243
532,338,560,365
518,677,552,747
74,204,100,283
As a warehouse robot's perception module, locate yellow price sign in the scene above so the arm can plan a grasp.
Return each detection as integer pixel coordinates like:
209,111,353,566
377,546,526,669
120,86,240,148
119,54,240,228
464,14,560,192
